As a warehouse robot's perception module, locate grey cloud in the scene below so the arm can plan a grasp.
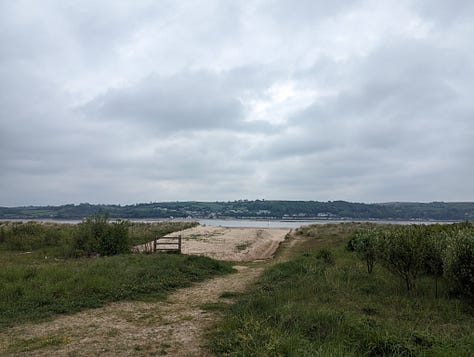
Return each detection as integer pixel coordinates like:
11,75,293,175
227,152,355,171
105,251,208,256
413,0,474,24
83,70,279,134
240,33,474,201
1,1,474,205
256,0,360,26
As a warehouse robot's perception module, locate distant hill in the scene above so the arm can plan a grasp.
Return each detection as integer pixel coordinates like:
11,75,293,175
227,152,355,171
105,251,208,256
1,201,473,221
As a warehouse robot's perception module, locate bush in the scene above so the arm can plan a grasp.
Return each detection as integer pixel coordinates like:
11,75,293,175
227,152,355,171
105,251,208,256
73,212,130,256
377,225,426,291
443,229,474,299
350,229,379,274
423,231,448,297
316,249,335,266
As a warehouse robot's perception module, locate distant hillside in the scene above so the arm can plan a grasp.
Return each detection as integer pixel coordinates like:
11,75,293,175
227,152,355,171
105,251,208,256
1,201,473,221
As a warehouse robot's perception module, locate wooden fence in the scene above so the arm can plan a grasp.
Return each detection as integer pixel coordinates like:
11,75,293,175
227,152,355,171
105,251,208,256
133,235,182,254
153,235,182,253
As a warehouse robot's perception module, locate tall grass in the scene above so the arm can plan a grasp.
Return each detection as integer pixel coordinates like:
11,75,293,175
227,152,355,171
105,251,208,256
0,221,75,252
209,223,474,356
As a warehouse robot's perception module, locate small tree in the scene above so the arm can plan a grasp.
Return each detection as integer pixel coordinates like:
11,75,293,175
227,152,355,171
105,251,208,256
423,231,447,298
350,229,378,274
443,229,474,300
377,225,426,292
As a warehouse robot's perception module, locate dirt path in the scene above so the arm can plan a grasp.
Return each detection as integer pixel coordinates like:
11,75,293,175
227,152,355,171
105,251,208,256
1,228,295,356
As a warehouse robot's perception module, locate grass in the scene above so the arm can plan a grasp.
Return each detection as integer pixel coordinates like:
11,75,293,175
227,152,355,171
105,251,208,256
0,220,232,329
208,223,474,356
0,253,234,329
5,335,73,353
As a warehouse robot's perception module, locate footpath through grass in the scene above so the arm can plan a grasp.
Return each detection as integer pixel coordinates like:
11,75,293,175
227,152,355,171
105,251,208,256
0,253,233,329
209,223,474,356
0,220,233,329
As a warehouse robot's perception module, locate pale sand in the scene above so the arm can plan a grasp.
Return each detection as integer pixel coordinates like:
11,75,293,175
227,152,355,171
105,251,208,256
164,225,290,261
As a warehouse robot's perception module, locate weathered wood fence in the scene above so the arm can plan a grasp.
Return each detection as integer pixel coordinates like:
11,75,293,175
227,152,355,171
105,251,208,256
133,235,182,254
153,235,182,253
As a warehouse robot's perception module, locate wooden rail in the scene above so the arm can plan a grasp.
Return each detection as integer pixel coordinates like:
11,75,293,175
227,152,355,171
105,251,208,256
153,235,182,253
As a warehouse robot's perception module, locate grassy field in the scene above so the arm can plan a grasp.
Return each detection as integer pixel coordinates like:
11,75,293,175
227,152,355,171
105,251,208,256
209,223,474,356
0,220,232,329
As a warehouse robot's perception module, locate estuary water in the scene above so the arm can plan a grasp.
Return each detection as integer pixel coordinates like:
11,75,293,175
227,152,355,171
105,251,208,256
0,218,452,229
196,219,447,228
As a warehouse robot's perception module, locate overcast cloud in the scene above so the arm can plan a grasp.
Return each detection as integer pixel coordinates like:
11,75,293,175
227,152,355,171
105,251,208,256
1,0,473,206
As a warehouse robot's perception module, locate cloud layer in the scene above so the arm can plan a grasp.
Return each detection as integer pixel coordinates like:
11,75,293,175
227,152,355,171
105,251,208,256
1,0,473,205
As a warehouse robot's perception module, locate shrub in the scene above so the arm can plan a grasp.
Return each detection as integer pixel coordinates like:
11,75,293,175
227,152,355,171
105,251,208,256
377,225,426,291
423,231,447,297
350,229,379,274
73,212,130,256
443,229,474,299
316,249,335,266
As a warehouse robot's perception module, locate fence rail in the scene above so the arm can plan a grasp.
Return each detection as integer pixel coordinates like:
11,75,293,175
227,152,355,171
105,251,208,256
153,235,182,253
132,235,182,254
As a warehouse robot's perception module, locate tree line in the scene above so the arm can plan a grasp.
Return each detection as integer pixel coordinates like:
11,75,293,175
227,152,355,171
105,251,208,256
1,200,473,221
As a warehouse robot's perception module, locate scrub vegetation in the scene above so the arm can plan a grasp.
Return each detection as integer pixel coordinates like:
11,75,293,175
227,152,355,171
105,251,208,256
209,222,474,356
0,217,231,329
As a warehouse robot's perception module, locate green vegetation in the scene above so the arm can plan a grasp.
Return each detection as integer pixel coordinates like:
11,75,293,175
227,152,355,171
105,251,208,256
6,335,72,353
0,221,75,252
348,223,474,296
444,229,474,299
0,219,198,257
73,211,129,256
348,229,378,273
1,200,474,221
0,253,233,328
0,219,232,328
209,223,474,356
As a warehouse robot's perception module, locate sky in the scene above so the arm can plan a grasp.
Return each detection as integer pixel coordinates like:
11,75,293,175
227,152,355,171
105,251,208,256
1,0,473,206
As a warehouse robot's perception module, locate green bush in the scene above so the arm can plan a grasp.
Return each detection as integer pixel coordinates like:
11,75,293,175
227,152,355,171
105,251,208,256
377,226,426,291
73,212,130,256
443,229,474,299
350,229,379,274
423,231,448,297
316,249,335,266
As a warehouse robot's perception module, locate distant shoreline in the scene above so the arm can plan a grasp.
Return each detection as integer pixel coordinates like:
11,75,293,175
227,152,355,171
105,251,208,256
1,201,472,221
0,217,462,229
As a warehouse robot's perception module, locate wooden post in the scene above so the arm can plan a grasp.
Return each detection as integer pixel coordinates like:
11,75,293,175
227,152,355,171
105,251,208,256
178,235,182,253
153,238,157,253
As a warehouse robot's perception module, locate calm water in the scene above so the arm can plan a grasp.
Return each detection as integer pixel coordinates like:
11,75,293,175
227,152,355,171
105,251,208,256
1,218,453,228
196,219,448,228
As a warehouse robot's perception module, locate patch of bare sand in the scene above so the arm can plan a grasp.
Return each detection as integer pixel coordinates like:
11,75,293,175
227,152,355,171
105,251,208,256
165,226,290,261
0,228,293,356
